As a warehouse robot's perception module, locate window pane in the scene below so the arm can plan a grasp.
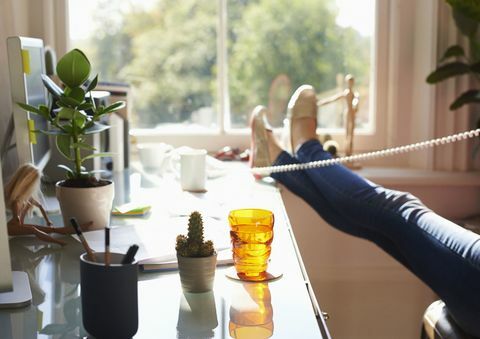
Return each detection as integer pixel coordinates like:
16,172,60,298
69,0,374,133
68,0,218,131
227,0,374,130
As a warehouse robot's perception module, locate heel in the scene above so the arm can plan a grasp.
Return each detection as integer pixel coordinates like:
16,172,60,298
249,106,272,177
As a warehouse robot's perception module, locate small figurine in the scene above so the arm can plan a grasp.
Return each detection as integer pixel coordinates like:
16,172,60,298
318,74,361,169
343,74,360,158
318,74,360,168
4,164,73,245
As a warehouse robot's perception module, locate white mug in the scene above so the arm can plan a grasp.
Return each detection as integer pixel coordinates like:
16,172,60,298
180,149,207,192
137,143,173,173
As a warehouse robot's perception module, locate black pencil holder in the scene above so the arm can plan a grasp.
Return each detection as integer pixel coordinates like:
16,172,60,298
80,252,138,339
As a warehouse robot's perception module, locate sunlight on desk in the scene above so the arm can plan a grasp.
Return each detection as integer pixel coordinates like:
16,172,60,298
3,162,329,338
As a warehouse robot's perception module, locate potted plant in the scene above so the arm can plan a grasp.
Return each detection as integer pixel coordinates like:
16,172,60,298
18,49,125,230
176,211,217,293
426,0,480,109
426,0,480,159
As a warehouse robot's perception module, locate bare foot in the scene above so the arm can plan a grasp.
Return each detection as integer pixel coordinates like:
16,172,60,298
291,117,317,152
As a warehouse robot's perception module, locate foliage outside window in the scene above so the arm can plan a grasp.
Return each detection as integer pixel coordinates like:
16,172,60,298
69,0,373,132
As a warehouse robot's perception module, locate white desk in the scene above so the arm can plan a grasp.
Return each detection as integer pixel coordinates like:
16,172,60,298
1,163,330,338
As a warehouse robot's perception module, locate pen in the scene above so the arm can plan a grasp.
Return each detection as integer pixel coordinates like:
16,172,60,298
70,218,96,262
121,244,139,265
105,227,111,266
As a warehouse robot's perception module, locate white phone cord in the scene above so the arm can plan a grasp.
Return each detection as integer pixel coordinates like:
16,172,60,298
251,128,480,176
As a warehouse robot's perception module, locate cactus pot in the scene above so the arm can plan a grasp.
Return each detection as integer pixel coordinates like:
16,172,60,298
177,253,217,293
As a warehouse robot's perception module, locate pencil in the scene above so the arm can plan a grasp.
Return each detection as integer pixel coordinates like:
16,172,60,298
105,227,111,266
70,218,96,262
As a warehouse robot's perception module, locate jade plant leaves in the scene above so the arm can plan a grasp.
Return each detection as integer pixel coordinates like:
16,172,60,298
450,89,480,110
447,0,480,23
56,49,91,88
86,75,98,93
441,45,465,61
17,103,50,120
452,8,479,37
426,62,471,83
16,47,126,182
41,74,63,98
57,107,76,120
427,1,480,114
56,135,72,160
68,87,86,103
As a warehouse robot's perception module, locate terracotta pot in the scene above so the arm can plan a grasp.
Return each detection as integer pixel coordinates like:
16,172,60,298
177,253,217,293
56,181,114,231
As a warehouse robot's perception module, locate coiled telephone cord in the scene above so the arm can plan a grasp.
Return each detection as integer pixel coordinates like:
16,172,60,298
251,129,480,176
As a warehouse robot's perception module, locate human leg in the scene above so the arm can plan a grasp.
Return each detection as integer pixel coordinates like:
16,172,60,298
272,149,412,270
274,85,413,264
270,84,480,336
293,137,480,337
250,99,411,269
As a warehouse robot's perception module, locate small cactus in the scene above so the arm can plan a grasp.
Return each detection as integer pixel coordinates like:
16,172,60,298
176,211,215,257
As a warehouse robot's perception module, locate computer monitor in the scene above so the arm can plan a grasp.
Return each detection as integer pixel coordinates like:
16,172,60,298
0,162,12,293
0,159,32,308
6,36,50,170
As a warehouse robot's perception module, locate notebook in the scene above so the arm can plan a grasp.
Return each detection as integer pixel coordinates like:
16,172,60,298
139,249,233,272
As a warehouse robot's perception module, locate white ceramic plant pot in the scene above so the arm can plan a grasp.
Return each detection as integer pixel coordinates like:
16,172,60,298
177,254,217,293
56,181,114,231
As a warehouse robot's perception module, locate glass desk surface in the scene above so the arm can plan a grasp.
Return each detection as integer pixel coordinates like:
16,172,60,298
1,163,329,338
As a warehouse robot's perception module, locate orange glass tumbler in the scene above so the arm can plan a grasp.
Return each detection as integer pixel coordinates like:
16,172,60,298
228,209,274,281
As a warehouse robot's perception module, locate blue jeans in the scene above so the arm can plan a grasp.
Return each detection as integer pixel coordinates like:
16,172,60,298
272,139,480,337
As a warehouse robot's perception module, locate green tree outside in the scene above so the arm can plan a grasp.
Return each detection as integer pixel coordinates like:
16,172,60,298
72,0,370,129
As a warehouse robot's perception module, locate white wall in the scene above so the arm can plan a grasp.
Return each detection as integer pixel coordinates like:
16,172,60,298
0,0,67,179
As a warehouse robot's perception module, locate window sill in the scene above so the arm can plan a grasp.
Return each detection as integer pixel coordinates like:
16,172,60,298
129,129,379,153
358,167,480,187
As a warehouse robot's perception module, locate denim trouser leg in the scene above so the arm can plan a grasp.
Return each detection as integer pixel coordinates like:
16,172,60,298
272,139,480,337
272,151,412,269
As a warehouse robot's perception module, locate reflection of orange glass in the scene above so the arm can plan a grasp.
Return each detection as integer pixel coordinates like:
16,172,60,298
228,209,274,281
229,282,273,338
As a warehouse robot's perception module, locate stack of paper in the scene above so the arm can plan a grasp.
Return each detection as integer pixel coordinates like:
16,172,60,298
73,218,232,272
140,249,233,272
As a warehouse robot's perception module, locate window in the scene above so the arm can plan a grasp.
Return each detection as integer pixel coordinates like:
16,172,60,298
68,0,375,147
226,0,374,131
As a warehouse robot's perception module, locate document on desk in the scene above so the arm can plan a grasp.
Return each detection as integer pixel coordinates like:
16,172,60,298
166,191,225,220
140,248,233,272
73,217,231,266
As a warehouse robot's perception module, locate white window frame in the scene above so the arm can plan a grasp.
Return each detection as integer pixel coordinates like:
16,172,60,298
131,0,390,153
58,0,442,165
